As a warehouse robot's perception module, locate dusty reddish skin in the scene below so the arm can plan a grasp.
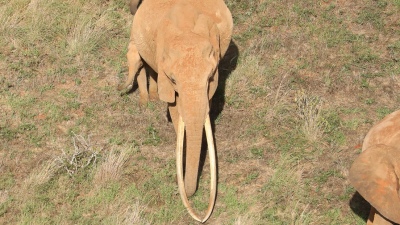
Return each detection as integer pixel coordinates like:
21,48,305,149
349,110,400,224
120,0,233,197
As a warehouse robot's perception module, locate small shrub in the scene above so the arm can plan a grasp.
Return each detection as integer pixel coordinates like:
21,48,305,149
54,133,99,176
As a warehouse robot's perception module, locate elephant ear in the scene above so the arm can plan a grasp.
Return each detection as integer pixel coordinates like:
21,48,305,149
208,24,220,100
209,24,221,62
156,20,181,103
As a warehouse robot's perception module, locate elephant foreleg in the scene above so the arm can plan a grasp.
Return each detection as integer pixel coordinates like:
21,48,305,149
148,66,158,101
137,67,148,106
137,64,157,106
118,41,143,92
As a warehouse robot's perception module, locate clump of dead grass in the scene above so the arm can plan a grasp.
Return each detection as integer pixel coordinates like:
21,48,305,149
234,215,260,225
113,201,151,225
295,90,325,142
67,7,115,56
13,142,59,203
20,133,101,195
94,147,131,186
1,0,56,43
20,159,59,197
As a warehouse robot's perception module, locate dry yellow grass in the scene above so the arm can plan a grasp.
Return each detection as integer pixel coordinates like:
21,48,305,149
295,90,325,142
21,160,58,193
94,148,130,186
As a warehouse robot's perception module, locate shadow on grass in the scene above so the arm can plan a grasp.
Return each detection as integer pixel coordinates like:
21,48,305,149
349,191,371,223
210,40,239,122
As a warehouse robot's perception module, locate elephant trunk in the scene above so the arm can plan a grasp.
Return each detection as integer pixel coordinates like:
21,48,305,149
176,85,217,222
176,115,217,222
184,120,204,197
180,88,209,197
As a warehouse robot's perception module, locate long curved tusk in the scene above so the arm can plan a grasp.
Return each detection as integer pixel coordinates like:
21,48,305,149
176,116,202,222
175,115,218,223
202,115,217,222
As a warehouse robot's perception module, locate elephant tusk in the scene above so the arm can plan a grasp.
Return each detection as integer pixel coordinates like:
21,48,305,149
176,116,202,222
175,115,217,223
203,115,217,223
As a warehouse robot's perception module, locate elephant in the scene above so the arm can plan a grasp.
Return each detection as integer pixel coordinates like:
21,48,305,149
349,110,400,225
118,0,233,222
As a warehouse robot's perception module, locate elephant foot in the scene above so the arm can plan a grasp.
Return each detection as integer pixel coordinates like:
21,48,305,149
149,92,158,101
117,83,133,93
138,94,149,107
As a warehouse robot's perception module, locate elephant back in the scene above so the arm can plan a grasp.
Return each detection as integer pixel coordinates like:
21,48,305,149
362,110,400,152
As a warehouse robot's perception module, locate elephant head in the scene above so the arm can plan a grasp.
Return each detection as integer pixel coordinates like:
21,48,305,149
155,15,220,222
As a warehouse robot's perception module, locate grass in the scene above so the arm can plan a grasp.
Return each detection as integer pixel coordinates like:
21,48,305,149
1,0,399,224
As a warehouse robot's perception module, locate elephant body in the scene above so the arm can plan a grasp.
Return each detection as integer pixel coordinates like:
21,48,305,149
349,110,400,225
121,0,233,200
